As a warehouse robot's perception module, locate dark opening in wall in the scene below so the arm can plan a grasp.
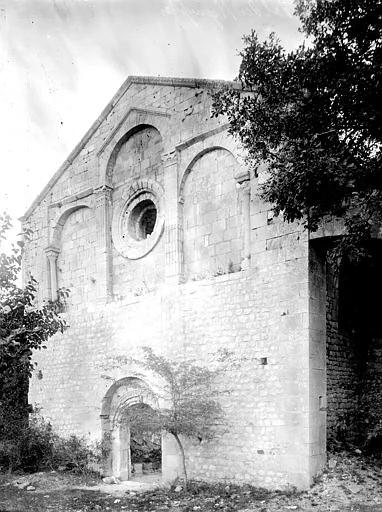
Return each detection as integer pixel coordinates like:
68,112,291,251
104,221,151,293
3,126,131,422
326,242,382,453
338,249,382,338
140,205,157,237
128,199,157,241
124,403,162,479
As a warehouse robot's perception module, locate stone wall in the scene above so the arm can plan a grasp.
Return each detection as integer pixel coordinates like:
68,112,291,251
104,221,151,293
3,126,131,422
111,125,166,298
326,258,360,444
183,148,243,279
326,250,382,448
30,254,312,488
57,207,97,307
308,243,326,477
111,126,163,187
23,77,324,489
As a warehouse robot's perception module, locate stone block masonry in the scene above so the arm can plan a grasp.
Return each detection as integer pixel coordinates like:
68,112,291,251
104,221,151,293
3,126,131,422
23,76,326,490
326,248,382,448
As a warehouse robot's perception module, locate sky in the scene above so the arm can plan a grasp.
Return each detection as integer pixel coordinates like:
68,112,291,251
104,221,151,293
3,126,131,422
0,0,303,229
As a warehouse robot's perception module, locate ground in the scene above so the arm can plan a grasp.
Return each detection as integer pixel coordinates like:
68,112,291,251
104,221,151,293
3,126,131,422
0,452,381,512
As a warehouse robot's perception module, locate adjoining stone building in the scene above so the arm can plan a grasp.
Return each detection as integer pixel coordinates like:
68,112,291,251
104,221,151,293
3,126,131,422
23,75,377,490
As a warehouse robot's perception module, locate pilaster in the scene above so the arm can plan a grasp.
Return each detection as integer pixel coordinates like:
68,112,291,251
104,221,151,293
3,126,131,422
235,169,251,269
94,185,113,301
44,245,60,301
162,150,184,283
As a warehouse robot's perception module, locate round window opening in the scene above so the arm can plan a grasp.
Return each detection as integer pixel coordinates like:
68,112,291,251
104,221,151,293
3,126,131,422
127,199,157,241
112,184,164,260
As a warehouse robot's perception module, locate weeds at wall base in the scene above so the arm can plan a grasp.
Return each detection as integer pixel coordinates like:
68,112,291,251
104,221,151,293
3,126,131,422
0,412,104,478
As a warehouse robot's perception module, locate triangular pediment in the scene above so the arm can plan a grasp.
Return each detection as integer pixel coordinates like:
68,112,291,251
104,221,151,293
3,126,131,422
22,76,238,220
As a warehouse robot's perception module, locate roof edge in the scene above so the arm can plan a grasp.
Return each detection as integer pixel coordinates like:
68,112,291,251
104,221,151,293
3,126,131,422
21,75,240,221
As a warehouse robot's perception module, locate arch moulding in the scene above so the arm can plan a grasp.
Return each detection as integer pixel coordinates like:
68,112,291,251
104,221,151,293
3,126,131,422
97,108,172,187
177,127,252,273
49,201,93,249
100,376,159,479
177,127,249,198
45,201,92,301
101,376,157,426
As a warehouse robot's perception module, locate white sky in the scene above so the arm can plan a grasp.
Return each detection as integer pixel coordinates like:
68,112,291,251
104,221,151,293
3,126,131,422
0,0,302,230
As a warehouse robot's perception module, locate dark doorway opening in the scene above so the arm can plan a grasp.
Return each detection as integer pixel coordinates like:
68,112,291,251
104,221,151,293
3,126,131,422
122,403,162,481
326,242,382,454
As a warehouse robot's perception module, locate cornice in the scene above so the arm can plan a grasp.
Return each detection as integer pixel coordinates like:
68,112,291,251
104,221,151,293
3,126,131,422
47,187,94,209
175,123,229,152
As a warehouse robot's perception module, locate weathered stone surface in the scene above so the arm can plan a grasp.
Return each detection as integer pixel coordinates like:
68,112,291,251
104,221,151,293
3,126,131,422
23,76,325,490
326,250,382,447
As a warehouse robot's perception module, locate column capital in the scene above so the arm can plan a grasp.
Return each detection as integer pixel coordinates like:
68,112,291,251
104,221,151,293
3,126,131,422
161,149,177,167
44,245,60,260
94,184,113,198
234,169,250,185
238,180,251,195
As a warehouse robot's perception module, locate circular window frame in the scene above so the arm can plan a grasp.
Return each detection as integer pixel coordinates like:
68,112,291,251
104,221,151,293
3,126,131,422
112,182,164,260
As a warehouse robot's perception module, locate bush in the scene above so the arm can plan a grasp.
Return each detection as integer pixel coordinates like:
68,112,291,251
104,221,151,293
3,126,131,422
0,412,103,475
52,434,102,475
18,413,56,472
328,404,382,457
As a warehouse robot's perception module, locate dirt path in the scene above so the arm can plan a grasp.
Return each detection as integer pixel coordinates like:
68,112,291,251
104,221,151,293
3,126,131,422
1,452,381,511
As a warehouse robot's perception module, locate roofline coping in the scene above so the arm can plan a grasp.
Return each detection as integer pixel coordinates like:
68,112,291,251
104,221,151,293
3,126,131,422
21,75,241,221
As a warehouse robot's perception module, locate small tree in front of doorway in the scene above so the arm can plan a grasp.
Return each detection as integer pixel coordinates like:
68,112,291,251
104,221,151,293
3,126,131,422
107,347,231,488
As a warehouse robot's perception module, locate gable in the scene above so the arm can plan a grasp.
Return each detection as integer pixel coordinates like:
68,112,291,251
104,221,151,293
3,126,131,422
22,76,239,221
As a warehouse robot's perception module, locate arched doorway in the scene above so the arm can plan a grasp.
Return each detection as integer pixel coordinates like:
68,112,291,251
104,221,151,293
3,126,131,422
101,377,161,480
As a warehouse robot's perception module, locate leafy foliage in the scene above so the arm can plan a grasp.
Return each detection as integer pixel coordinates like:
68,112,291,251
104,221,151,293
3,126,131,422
138,347,225,437
105,347,230,487
212,0,382,251
0,212,67,462
0,411,103,476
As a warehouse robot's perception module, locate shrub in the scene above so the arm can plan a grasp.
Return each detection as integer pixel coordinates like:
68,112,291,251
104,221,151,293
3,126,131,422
52,434,103,475
0,412,103,475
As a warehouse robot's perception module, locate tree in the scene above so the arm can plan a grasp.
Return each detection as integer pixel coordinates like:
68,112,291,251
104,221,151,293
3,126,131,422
212,0,382,254
0,212,67,467
105,347,230,488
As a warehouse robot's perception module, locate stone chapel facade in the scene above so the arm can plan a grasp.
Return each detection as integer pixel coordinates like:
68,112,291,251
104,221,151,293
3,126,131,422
22,76,328,489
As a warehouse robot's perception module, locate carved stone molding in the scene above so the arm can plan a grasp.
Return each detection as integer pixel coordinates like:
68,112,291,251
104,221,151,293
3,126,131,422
44,245,60,301
112,179,165,260
235,171,251,269
97,108,171,157
93,186,114,300
161,150,177,167
234,169,250,185
94,185,113,200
